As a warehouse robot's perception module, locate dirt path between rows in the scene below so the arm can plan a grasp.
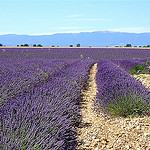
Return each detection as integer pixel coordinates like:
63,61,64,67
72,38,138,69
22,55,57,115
76,63,150,150
133,74,150,89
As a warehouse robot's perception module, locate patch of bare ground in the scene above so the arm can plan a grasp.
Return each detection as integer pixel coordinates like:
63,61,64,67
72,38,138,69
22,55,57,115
76,64,150,150
133,74,150,89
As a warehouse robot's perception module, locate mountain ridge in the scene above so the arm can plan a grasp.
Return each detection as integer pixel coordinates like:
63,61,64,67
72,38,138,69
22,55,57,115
0,31,150,47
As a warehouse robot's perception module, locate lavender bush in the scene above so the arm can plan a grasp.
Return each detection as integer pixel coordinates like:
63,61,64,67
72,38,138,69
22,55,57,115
1,59,95,149
111,59,149,73
112,58,150,74
95,59,150,118
0,59,77,105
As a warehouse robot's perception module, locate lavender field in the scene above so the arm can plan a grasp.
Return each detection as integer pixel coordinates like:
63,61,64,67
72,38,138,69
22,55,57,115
0,47,150,149
0,47,150,60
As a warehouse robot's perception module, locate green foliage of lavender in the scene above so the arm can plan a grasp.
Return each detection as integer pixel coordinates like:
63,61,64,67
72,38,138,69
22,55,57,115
130,64,148,75
95,59,150,118
145,60,150,66
107,94,149,118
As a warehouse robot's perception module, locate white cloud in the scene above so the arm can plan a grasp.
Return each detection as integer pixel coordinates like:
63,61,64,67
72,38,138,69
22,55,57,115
29,30,96,35
106,27,150,33
0,31,19,35
75,18,110,21
2,26,150,36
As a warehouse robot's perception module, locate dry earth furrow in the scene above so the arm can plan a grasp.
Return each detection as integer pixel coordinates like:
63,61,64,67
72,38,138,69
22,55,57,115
76,64,150,150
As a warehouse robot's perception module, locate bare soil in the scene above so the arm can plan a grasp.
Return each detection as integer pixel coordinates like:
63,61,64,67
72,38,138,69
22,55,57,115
76,64,150,150
133,74,150,89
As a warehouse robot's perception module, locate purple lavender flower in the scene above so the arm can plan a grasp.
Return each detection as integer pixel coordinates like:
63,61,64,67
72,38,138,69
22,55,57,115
95,59,150,118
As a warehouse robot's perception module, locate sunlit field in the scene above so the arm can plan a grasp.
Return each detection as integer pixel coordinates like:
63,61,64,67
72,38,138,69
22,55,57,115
1,47,150,149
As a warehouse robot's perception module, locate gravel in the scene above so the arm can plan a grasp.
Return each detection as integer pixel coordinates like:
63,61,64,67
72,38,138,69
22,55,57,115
76,64,150,150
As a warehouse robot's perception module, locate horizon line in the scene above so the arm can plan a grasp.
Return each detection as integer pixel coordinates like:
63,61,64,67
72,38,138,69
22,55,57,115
1,30,150,36
0,46,150,49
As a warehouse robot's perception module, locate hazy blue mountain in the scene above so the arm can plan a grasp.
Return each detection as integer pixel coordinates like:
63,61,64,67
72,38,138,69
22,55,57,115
0,31,150,47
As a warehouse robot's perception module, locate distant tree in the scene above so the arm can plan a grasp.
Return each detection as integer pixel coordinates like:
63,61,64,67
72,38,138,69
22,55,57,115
134,46,137,47
89,46,92,48
20,44,24,47
57,46,59,47
125,44,132,47
76,43,80,47
147,45,150,47
37,44,43,47
115,46,118,47
24,44,29,47
52,45,55,47
69,45,73,47
33,44,36,47
139,46,142,47
143,46,147,48
0,43,3,46
17,45,19,47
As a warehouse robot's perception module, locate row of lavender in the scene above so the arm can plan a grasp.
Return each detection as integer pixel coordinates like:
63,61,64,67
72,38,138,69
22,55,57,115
1,59,95,149
111,58,150,73
95,59,150,118
0,59,78,105
0,47,150,60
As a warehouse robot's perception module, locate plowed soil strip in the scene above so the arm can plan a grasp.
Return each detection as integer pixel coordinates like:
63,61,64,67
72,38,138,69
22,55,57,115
76,64,150,150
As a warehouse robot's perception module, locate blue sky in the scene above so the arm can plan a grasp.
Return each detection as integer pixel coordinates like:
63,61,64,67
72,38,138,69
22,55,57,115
0,0,150,35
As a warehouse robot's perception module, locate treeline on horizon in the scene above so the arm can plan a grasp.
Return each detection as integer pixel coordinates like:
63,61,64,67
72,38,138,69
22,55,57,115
0,43,150,48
